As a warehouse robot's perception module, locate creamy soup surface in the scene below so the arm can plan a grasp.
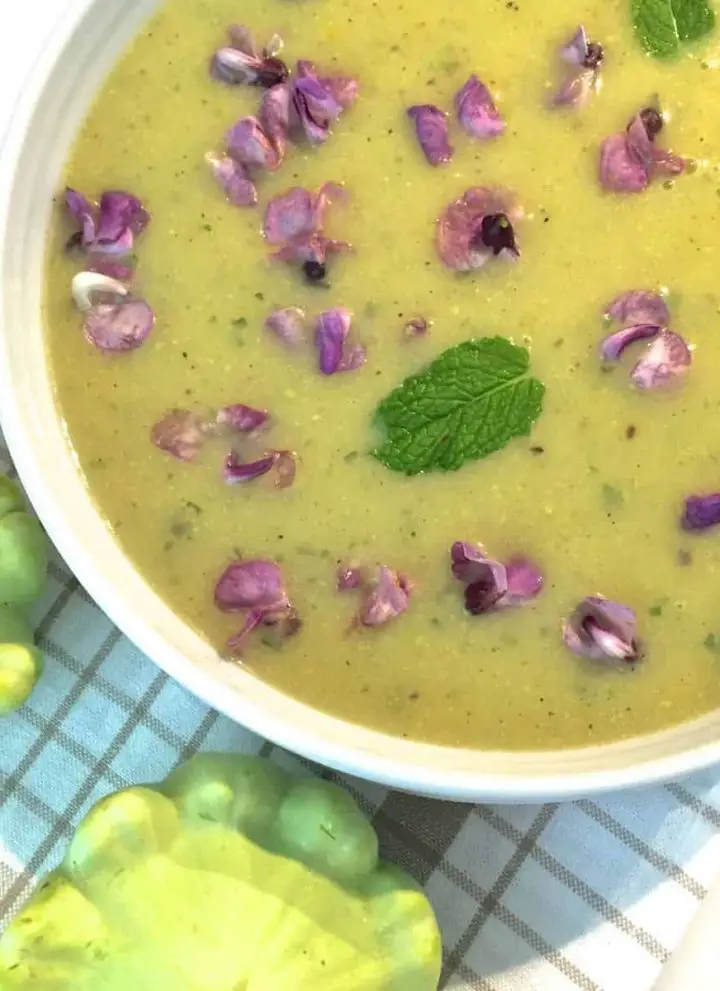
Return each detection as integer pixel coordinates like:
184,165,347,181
46,0,720,749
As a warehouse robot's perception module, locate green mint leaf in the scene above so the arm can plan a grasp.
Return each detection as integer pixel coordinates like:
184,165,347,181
372,337,545,475
631,0,715,59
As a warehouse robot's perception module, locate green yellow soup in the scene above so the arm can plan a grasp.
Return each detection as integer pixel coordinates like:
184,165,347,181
45,0,720,749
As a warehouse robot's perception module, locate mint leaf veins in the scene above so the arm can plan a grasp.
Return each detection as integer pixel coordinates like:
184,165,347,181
631,0,715,59
373,337,545,475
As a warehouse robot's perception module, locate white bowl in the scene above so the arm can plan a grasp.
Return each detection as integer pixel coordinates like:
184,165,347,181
1,0,719,802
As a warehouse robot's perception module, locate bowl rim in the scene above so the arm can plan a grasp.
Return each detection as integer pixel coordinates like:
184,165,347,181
1,0,719,803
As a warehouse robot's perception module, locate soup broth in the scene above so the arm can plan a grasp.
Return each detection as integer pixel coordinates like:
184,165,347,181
46,0,720,749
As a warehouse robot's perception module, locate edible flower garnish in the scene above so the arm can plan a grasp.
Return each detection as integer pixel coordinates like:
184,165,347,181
551,25,604,109
205,153,258,207
265,306,306,347
226,116,283,171
358,568,413,628
562,596,642,664
681,494,720,531
151,410,208,462
217,404,269,433
65,188,149,259
210,25,288,88
315,308,366,375
260,83,291,158
224,450,297,489
631,331,692,389
215,559,300,656
336,562,368,590
436,187,522,271
600,290,692,389
599,104,687,194
454,76,506,138
291,60,348,145
70,270,155,352
339,564,413,629
403,316,430,339
84,300,155,352
407,105,453,165
450,541,543,614
263,183,351,283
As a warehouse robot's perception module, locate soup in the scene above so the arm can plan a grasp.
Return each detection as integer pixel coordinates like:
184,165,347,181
46,0,720,750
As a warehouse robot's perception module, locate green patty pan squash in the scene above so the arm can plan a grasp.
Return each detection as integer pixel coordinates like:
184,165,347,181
0,476,48,714
0,753,442,990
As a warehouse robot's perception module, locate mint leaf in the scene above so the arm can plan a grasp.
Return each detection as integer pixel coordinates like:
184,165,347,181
631,0,715,59
373,337,545,475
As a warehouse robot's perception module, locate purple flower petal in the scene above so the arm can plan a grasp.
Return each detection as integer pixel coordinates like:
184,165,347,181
321,75,359,108
464,577,507,615
65,188,96,245
450,541,492,584
275,451,298,490
225,609,266,655
259,84,291,158
83,299,154,352
314,308,365,375
271,234,351,272
65,188,149,257
264,187,315,244
151,409,207,462
599,132,649,193
211,46,261,85
605,290,670,329
227,24,257,56
263,184,349,278
264,307,306,347
682,494,720,531
407,104,453,166
97,191,150,242
625,112,655,167
291,61,343,144
552,28,603,109
206,153,258,207
630,331,692,390
562,596,641,663
88,259,134,281
211,25,288,88
226,117,282,170
403,316,430,339
223,450,297,488
454,76,505,140
357,567,412,628
651,146,687,178
559,25,590,65
337,562,368,591
217,404,269,432
226,608,301,656
223,451,278,485
339,344,367,373
600,323,661,361
551,70,594,109
215,559,290,613
502,556,544,606
599,108,686,194
436,187,522,271
451,541,543,613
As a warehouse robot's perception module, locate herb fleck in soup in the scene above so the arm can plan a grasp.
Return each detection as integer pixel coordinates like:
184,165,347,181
46,0,720,749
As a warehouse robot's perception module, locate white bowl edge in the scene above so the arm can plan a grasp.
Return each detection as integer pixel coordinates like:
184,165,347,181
0,0,719,802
